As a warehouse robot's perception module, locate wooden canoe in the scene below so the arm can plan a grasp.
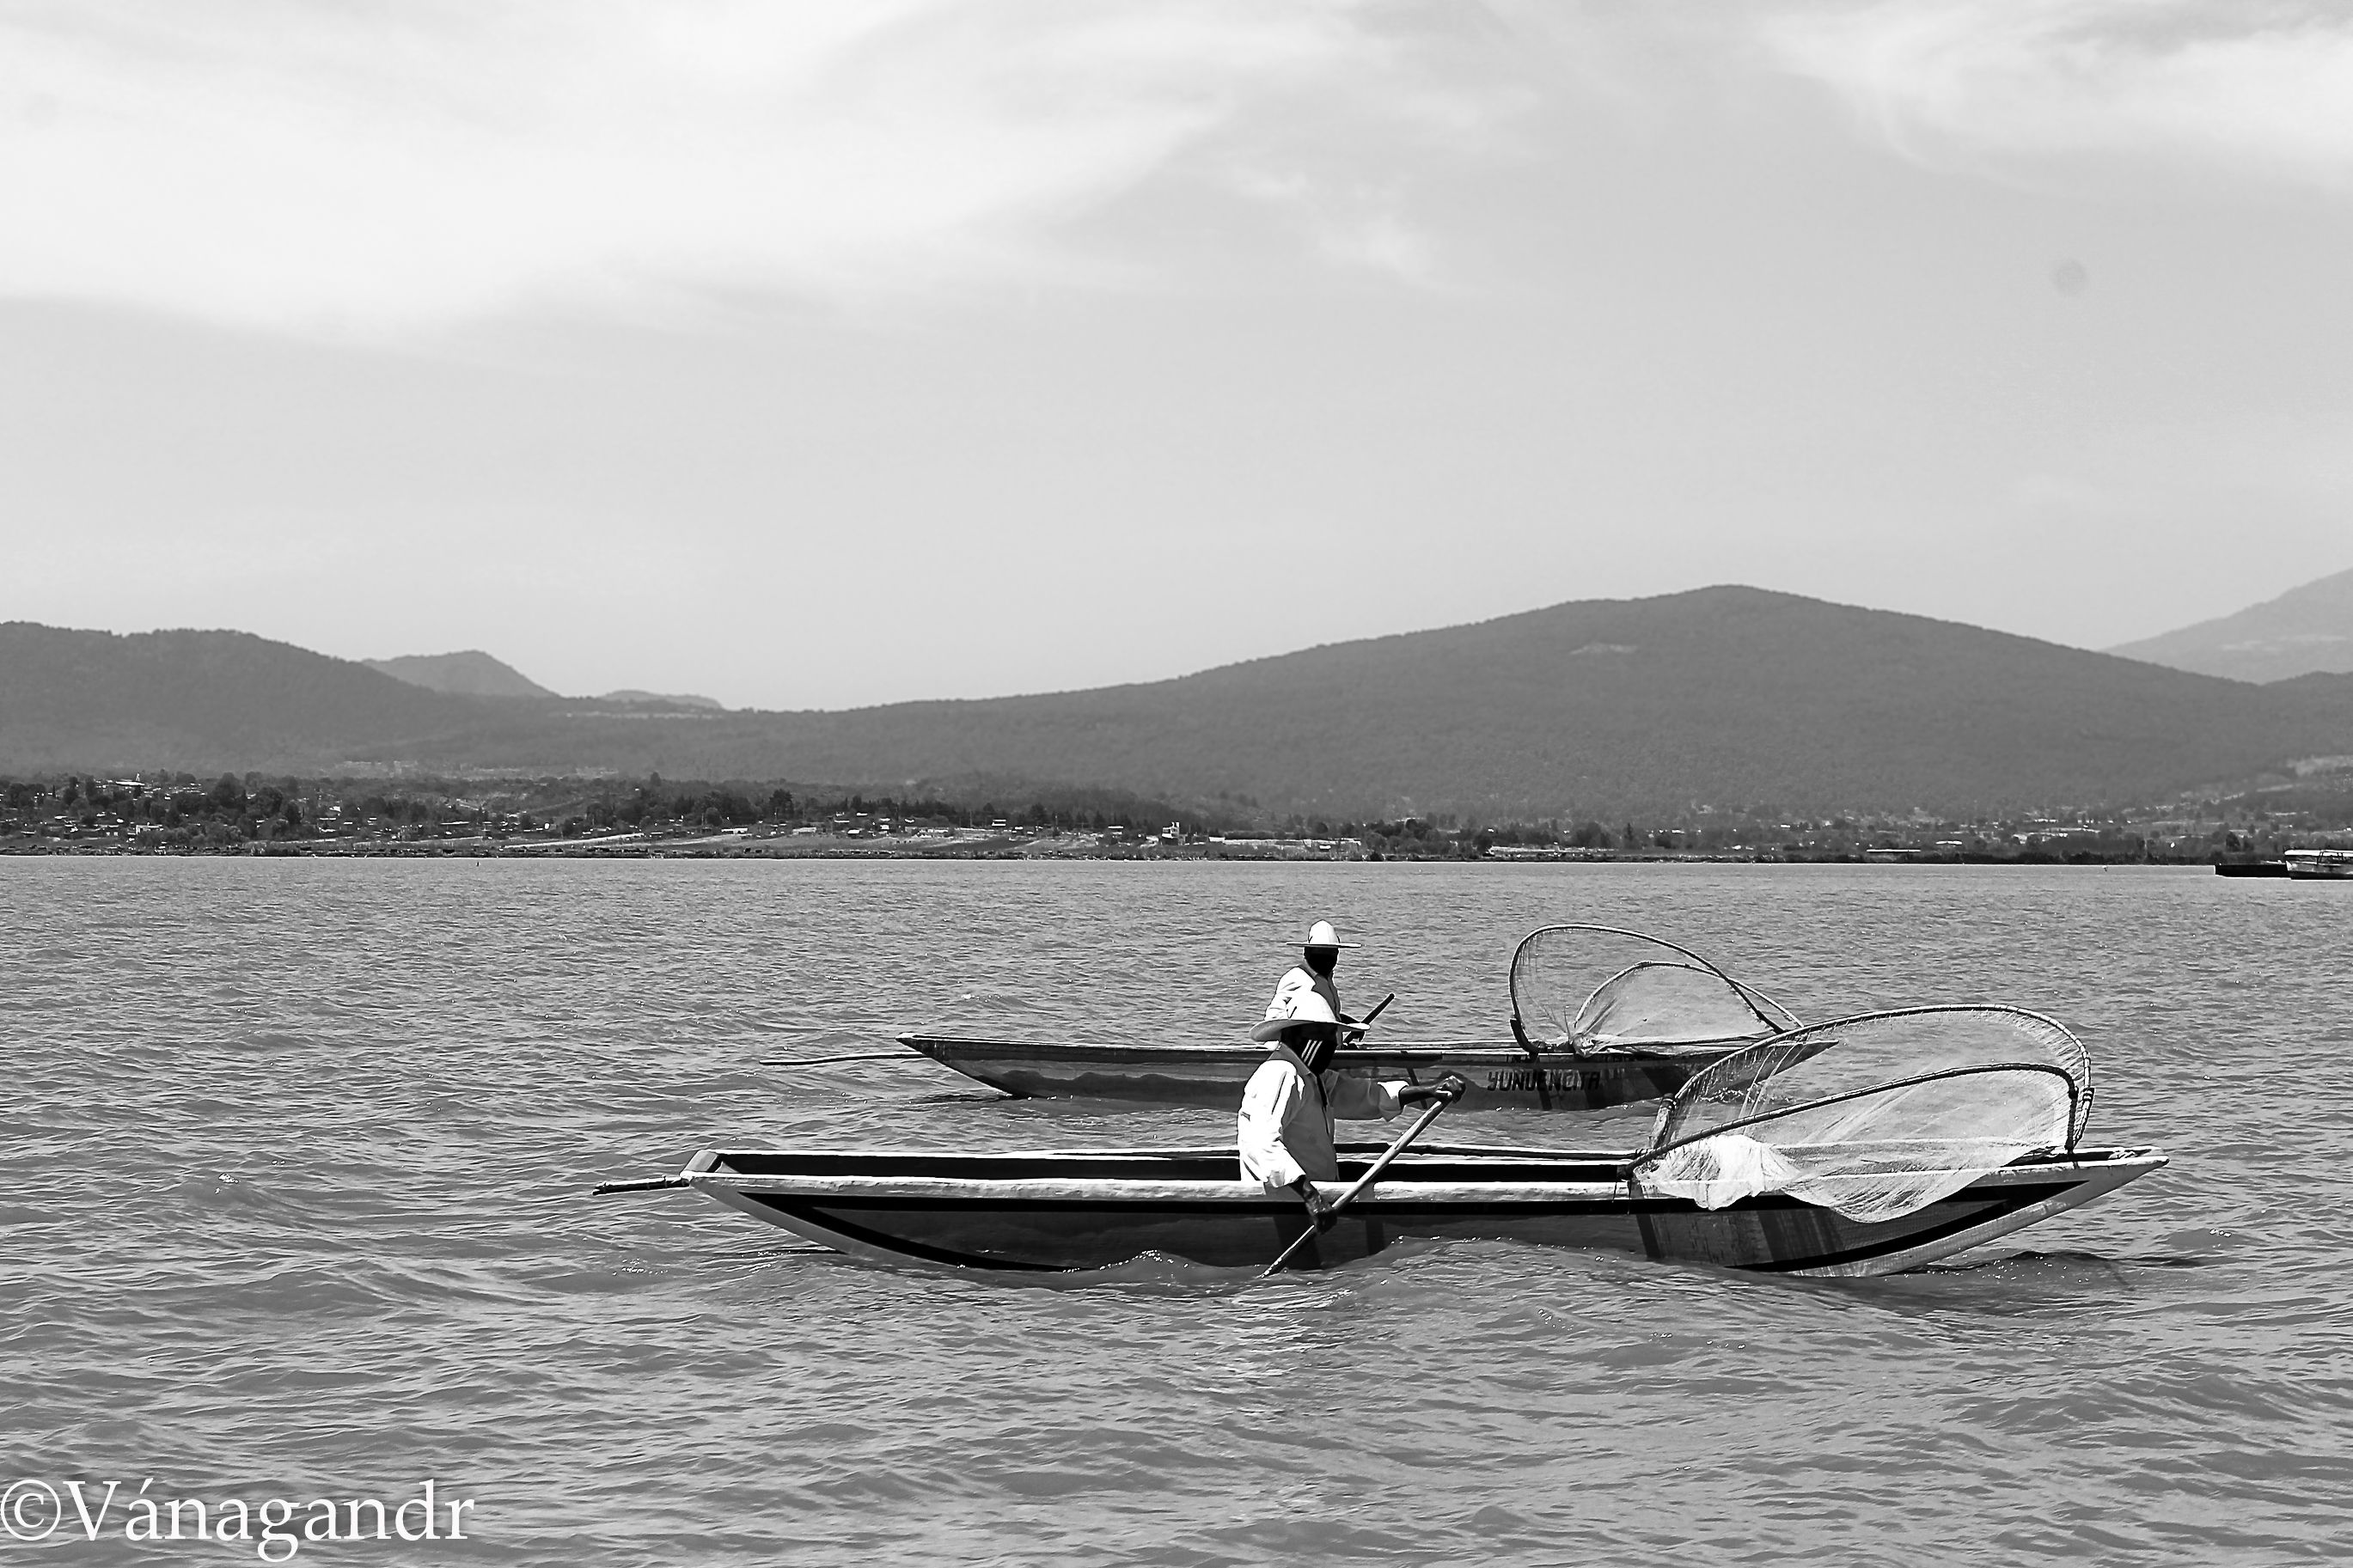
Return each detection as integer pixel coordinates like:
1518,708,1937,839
661,1141,2166,1278
897,1033,1724,1114
892,924,1798,1115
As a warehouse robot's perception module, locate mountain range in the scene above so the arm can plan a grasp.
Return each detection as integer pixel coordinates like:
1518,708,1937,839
2107,566,2353,683
364,649,721,710
9,584,2353,820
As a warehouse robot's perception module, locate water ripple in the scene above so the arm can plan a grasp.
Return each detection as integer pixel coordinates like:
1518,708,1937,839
3,859,2345,1565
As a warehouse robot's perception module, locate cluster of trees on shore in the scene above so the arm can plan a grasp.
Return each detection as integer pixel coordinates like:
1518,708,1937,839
0,771,1213,848
543,777,1200,838
5,773,321,846
3,769,2341,863
1262,810,2327,863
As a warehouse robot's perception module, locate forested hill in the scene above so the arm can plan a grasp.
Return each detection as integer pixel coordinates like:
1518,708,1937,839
650,586,2350,818
364,650,557,699
0,624,492,772
8,590,2353,818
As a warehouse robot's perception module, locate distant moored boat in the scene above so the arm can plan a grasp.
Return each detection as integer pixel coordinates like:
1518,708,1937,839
2283,849,2353,881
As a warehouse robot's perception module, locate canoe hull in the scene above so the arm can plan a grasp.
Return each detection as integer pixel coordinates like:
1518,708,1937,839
679,1144,2164,1279
898,1033,1721,1114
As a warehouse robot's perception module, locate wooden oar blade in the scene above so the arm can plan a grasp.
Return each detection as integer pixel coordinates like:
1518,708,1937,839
1261,1089,1457,1278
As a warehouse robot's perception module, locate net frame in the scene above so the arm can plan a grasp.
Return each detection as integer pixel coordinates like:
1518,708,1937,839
1644,1004,2094,1156
1641,1062,2085,1163
1624,1004,2099,1219
1506,938,2109,1223
1507,924,1801,1053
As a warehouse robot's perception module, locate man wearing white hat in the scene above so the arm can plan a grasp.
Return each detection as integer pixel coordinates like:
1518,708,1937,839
1238,925,1457,1217
1263,918,1356,1040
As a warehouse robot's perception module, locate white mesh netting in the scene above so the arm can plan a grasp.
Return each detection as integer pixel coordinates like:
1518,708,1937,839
1632,1006,2093,1223
1508,924,1799,1054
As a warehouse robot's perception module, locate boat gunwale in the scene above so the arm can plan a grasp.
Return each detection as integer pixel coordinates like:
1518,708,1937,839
896,1032,1751,1065
681,1145,2164,1200
694,1151,2166,1278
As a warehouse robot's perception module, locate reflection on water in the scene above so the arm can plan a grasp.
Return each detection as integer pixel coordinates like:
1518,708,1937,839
4,858,2347,1565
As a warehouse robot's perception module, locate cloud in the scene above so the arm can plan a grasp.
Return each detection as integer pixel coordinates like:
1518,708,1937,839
0,0,1485,335
1766,1,2353,194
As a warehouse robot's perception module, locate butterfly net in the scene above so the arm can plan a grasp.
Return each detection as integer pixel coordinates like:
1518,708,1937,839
1509,924,1799,1054
1631,1006,2092,1223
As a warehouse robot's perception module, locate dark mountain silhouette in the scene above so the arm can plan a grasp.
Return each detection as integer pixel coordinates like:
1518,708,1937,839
365,650,557,699
2109,566,2353,682
9,589,2353,816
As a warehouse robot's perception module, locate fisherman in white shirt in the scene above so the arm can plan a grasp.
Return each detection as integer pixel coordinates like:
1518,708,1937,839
1238,922,1459,1217
1265,918,1354,1036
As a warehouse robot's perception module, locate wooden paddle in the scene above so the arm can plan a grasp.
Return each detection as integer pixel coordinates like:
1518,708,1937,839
1261,1078,1461,1278
756,1051,910,1066
591,1174,692,1196
1339,991,1396,1041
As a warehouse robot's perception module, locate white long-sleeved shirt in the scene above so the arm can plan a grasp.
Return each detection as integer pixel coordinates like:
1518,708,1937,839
1237,1046,1407,1191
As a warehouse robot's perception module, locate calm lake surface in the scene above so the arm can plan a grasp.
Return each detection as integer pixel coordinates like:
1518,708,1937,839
5,859,2348,1565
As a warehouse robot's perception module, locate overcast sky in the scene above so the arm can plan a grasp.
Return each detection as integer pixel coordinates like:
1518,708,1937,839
4,1,2350,708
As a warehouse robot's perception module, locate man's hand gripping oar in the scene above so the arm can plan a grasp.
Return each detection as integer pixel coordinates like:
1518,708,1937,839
1262,1071,1468,1278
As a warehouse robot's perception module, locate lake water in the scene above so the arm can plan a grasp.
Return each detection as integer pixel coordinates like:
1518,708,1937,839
4,858,2348,1565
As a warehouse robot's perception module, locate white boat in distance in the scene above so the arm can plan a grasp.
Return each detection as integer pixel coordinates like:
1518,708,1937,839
2284,848,2353,880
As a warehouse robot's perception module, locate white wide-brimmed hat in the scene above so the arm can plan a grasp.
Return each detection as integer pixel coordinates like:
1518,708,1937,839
1304,919,1357,949
1250,985,1338,1043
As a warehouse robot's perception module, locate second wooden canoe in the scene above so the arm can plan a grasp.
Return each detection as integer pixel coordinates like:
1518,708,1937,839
898,1033,1730,1113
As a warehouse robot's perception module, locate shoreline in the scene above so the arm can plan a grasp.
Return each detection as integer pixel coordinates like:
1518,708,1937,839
1,837,2228,867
